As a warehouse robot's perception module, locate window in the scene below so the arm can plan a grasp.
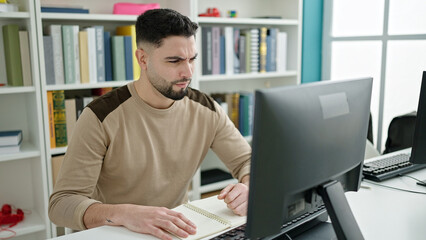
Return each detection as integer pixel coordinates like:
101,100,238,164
323,0,426,152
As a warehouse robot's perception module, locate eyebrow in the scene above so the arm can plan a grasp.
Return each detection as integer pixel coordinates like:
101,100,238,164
165,53,198,61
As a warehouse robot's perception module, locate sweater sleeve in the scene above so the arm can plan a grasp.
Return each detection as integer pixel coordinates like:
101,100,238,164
210,101,251,182
48,108,107,230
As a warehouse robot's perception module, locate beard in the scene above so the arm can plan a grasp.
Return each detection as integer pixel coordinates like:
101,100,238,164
147,69,191,101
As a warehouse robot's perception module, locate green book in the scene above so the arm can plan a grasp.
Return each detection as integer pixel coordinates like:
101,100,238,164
2,24,23,86
52,90,67,147
61,25,76,84
111,36,126,81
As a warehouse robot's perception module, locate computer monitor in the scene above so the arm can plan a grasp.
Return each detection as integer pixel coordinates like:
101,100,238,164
245,77,373,239
409,71,426,164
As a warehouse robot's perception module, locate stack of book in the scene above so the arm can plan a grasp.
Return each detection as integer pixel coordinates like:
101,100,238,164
43,24,139,85
2,25,33,86
201,26,287,76
0,130,23,154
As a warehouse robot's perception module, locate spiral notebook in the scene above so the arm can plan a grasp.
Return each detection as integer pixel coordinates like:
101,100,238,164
172,195,246,240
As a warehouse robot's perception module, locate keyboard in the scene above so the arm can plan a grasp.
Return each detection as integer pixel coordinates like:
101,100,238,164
362,153,426,182
211,224,246,240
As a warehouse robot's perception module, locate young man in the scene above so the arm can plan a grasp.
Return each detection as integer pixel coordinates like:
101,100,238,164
48,8,251,240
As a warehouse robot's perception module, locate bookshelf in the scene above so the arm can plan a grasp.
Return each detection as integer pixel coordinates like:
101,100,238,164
1,0,302,238
0,0,50,239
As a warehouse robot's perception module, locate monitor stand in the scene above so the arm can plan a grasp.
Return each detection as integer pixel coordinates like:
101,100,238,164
317,180,364,240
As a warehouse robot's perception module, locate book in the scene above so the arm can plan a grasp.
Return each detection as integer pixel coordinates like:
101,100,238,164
41,6,89,14
266,28,278,72
277,32,287,72
224,26,234,75
18,31,32,86
94,26,105,82
249,28,259,73
62,25,77,84
0,130,22,146
201,27,212,75
111,36,126,80
65,99,77,142
259,27,267,73
46,25,65,85
52,90,67,147
78,31,90,84
0,143,21,154
172,195,246,240
116,25,139,80
85,27,97,84
2,24,23,86
123,36,134,80
43,36,56,85
47,91,56,148
103,32,113,81
211,27,220,75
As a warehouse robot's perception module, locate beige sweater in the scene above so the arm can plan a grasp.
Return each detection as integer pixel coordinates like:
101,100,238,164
48,82,251,230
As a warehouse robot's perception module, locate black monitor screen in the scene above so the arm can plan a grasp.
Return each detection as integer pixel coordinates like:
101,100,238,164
410,71,426,164
246,77,372,239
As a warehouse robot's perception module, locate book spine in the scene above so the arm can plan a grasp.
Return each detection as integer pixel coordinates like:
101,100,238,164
72,25,81,83
123,36,134,80
2,24,23,86
104,32,113,81
259,27,267,73
18,31,32,86
224,26,234,75
48,25,65,85
65,99,77,143
201,27,212,75
239,35,246,73
268,28,278,72
111,36,126,80
231,93,240,129
85,27,97,84
61,25,75,84
245,30,251,73
219,33,225,75
250,28,259,73
78,31,90,84
277,32,287,72
43,36,56,85
211,27,220,75
233,28,240,74
94,26,105,82
47,91,56,149
52,90,67,147
116,25,139,80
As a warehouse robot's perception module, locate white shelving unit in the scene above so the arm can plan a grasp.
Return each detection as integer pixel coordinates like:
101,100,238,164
0,1,50,239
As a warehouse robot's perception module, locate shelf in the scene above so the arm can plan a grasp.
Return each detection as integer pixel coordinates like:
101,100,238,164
199,71,298,82
45,81,131,91
197,17,298,26
0,86,36,95
0,142,41,163
10,211,46,237
41,13,137,22
0,12,30,19
50,146,67,155
200,178,238,194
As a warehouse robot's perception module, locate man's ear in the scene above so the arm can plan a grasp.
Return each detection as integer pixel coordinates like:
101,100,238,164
135,48,148,71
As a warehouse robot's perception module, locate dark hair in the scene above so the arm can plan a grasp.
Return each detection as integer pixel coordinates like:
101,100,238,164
136,8,198,48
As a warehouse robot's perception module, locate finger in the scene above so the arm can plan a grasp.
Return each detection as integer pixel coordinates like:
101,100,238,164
157,219,190,238
218,184,235,199
169,210,197,229
169,214,197,235
231,201,248,216
149,227,174,240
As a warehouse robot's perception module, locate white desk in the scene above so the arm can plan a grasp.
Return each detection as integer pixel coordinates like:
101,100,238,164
51,162,426,240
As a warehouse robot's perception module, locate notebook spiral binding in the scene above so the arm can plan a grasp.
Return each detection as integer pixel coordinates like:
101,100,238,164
183,203,232,226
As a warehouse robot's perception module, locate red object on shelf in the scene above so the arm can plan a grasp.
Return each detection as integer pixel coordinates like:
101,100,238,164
198,8,220,17
0,204,24,227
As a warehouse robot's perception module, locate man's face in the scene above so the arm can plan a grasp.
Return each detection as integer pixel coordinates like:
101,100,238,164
145,36,197,100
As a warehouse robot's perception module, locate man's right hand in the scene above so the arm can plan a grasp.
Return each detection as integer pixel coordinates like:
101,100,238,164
84,203,197,240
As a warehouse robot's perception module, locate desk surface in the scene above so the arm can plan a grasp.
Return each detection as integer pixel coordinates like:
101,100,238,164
51,155,426,240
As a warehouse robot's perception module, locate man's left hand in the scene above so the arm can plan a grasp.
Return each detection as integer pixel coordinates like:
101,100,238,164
217,175,249,216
